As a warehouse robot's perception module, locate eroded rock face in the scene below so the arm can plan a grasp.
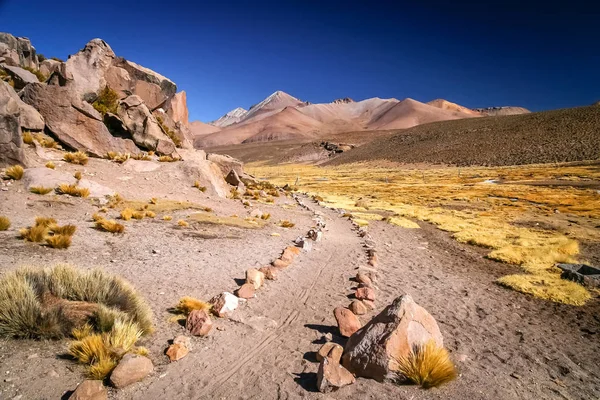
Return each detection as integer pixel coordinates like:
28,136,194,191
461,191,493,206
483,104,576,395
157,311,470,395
109,354,153,389
153,107,192,149
207,153,244,177
166,91,189,125
20,83,138,156
39,59,61,78
177,149,231,198
0,89,24,166
0,64,38,89
0,33,38,69
117,95,175,154
342,294,443,382
64,39,116,102
0,80,44,131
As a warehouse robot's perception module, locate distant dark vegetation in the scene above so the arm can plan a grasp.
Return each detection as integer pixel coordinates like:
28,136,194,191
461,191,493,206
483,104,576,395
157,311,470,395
327,105,600,167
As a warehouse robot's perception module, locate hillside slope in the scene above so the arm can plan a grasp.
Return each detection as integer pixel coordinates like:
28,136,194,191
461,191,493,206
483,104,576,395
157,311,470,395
327,105,600,166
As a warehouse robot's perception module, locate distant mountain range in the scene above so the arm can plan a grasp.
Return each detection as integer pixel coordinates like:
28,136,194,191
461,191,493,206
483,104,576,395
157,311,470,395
192,91,530,148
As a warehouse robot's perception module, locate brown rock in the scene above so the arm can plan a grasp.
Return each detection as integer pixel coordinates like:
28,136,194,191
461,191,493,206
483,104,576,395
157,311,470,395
368,253,379,267
69,380,107,400
153,107,192,149
355,272,373,286
349,300,368,315
208,292,239,318
0,33,38,69
355,287,375,302
235,283,256,299
0,89,24,167
317,356,356,393
317,342,344,363
0,80,44,131
20,83,138,157
177,149,231,198
186,309,213,336
0,64,38,89
272,258,290,269
246,268,265,290
166,343,189,362
363,300,376,311
280,246,301,263
334,307,361,337
258,266,278,280
165,91,189,125
39,59,61,78
173,335,192,349
225,169,241,186
342,294,444,382
109,354,153,388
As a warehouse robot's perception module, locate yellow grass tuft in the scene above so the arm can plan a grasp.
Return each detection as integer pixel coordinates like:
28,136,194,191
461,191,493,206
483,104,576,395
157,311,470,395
497,272,591,306
56,184,90,198
0,216,11,231
35,217,57,227
131,211,145,220
176,296,212,315
163,215,173,221
49,224,77,236
45,234,72,249
134,346,149,356
91,213,104,222
158,155,179,162
72,324,93,340
261,213,271,220
279,220,295,228
45,161,55,169
30,186,53,195
74,171,82,180
5,165,24,180
95,219,125,234
387,216,421,229
22,131,34,145
394,340,457,389
145,211,156,218
150,197,158,204
63,151,89,165
177,219,189,227
193,181,207,192
120,208,134,221
188,212,265,229
20,226,48,242
131,152,152,161
35,134,58,148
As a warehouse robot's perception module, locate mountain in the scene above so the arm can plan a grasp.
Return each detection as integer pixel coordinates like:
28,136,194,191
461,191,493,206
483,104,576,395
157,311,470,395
211,107,248,127
239,90,306,124
189,120,221,136
473,106,531,116
427,99,481,115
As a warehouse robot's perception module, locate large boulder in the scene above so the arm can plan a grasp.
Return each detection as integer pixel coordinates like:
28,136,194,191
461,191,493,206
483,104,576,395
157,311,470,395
0,64,39,89
342,294,443,382
108,58,176,110
207,153,244,177
39,59,61,78
0,33,38,69
20,83,138,156
0,90,24,166
117,95,175,154
0,80,44,131
177,149,231,198
165,91,189,125
153,107,192,149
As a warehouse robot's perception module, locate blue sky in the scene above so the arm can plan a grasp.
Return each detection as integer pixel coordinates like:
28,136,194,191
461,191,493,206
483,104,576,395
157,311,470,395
0,0,598,122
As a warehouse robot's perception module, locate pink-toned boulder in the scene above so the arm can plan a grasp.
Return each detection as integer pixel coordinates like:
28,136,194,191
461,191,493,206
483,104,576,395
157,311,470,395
69,380,107,400
272,258,290,269
317,356,356,393
246,268,265,289
363,300,376,311
208,292,239,318
280,246,301,263
165,91,189,125
166,343,189,362
109,354,153,388
355,287,375,302
355,272,373,286
258,266,278,280
186,309,213,336
349,300,368,315
342,294,444,382
317,342,344,363
235,283,256,299
368,253,379,267
334,307,361,337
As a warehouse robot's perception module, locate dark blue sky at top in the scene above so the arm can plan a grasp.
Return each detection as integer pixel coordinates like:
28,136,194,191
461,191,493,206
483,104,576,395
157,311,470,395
0,0,598,122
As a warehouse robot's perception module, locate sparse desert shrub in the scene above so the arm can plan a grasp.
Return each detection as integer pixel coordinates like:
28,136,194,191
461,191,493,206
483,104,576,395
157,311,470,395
19,225,49,242
46,234,72,249
56,184,90,198
193,181,207,192
105,152,130,163
99,207,108,213
150,197,158,204
45,161,55,169
37,53,46,62
243,200,250,207
312,195,324,202
30,186,53,195
177,219,189,227
175,296,211,315
355,199,369,209
95,219,125,234
92,213,104,222
145,211,156,218
35,217,57,227
261,213,271,220
158,155,179,162
92,86,119,115
231,188,241,199
120,208,134,221
74,171,82,180
265,197,274,203
23,66,47,82
268,189,280,198
0,216,10,231
63,151,89,166
394,340,457,389
156,116,182,148
49,224,77,236
163,215,173,221
131,211,145,220
22,130,34,145
106,193,123,209
5,165,24,180
279,220,295,228
35,133,58,148
130,152,152,161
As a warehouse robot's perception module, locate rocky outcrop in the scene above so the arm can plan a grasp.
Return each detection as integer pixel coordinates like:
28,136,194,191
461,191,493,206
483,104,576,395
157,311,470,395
0,64,39,89
166,91,189,125
342,294,443,382
0,33,38,69
177,149,231,198
0,89,24,166
63,39,115,102
153,107,193,149
0,80,44,131
117,95,175,154
20,83,138,156
207,153,244,177
39,59,61,78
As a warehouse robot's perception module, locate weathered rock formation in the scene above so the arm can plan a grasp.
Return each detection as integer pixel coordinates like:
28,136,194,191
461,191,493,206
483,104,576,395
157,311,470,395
0,33,38,69
0,87,24,166
0,80,44,131
0,64,39,89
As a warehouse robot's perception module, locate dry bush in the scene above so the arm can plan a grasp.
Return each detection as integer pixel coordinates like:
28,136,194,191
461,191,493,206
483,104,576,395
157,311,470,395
158,155,178,162
45,161,55,169
56,184,90,198
150,197,158,204
92,213,104,222
106,152,130,163
35,133,58,149
30,186,53,195
132,211,145,220
0,216,10,231
46,234,72,249
193,181,207,192
5,165,24,180
63,151,89,165
175,296,212,315
20,225,49,242
163,215,173,221
74,171,82,180
130,152,152,161
394,340,457,389
242,200,250,207
106,193,123,209
49,224,77,236
35,217,57,227
99,207,108,213
261,213,271,220
177,219,189,227
145,211,156,218
22,131,34,145
120,208,134,221
95,219,125,234
265,197,274,203
279,220,295,228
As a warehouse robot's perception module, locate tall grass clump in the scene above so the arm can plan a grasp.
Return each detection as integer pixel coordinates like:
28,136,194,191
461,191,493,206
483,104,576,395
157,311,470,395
175,296,212,315
5,165,24,180
56,184,90,198
63,151,89,166
30,186,53,195
394,340,457,389
0,216,10,231
45,161,55,169
92,86,119,115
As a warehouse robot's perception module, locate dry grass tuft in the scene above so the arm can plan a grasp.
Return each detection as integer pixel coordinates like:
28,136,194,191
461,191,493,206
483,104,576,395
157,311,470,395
49,224,77,236
56,184,90,198
30,186,53,195
5,165,24,180
131,211,145,220
74,171,82,180
163,215,173,221
175,296,212,315
35,217,57,227
145,211,156,218
92,213,104,222
497,272,590,306
20,225,49,242
394,340,457,389
120,208,134,221
22,130,34,145
150,197,158,204
261,213,271,220
95,219,125,234
193,181,207,192
130,152,152,161
35,133,58,148
177,219,189,227
279,220,295,228
158,155,179,162
0,216,11,231
46,234,72,249
63,151,89,166
45,161,55,169
105,152,130,163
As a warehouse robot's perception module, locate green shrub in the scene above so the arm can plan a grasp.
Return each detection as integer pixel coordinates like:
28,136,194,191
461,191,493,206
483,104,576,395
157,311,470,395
92,86,119,115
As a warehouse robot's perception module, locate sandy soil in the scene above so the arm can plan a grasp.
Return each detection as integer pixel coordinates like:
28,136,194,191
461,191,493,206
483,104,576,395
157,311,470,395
0,156,599,399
